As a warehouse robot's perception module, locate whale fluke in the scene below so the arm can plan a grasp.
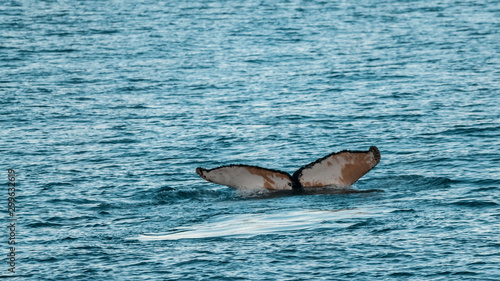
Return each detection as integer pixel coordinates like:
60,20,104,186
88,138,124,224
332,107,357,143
196,146,380,191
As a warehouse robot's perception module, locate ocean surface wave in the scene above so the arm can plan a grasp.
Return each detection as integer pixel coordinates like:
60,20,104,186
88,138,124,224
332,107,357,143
2,0,500,280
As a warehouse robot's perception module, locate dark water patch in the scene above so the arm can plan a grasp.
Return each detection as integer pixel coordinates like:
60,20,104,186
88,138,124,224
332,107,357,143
90,202,121,211
437,125,500,137
451,271,479,276
447,199,498,208
106,105,146,110
27,221,64,228
152,186,234,204
389,272,414,277
485,243,500,248
97,138,139,144
89,29,121,35
346,218,383,230
44,31,75,37
48,198,101,205
467,186,498,193
23,103,58,109
72,96,95,101
368,252,413,259
468,179,500,186
38,48,79,53
390,209,416,213
67,215,100,222
371,227,397,234
303,188,384,196
61,237,78,242
40,182,73,190
370,175,453,191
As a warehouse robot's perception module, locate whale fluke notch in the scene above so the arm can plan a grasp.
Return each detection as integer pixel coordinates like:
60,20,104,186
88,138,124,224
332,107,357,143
196,146,380,191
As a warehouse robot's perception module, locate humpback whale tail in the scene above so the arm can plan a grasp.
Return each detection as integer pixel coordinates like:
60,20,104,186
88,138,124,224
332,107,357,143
196,146,380,192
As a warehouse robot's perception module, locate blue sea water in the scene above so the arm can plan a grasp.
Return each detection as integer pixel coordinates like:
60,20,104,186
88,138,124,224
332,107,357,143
1,0,499,280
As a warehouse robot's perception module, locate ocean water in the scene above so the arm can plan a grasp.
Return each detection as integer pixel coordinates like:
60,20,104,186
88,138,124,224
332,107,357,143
1,0,499,280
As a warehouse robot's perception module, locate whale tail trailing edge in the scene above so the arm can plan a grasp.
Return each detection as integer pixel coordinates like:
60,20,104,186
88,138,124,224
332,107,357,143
196,146,380,191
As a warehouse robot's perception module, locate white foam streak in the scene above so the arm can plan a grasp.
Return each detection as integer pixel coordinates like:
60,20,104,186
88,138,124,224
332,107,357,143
137,208,392,240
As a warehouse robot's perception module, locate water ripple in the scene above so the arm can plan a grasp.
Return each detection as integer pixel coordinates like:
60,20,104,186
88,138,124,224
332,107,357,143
2,0,499,280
